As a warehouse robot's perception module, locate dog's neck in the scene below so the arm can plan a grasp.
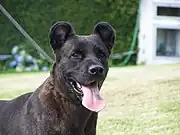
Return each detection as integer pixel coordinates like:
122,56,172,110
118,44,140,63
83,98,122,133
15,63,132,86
39,75,76,106
38,75,92,131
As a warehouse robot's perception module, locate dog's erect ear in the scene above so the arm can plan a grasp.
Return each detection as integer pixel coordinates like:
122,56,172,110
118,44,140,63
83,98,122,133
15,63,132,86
49,21,75,50
93,22,116,53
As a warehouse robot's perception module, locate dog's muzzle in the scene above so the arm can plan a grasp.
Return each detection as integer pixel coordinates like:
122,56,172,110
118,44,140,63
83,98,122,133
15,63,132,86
67,77,105,112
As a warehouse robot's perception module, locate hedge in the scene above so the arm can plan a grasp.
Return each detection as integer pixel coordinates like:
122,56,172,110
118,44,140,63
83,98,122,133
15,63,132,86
0,0,139,65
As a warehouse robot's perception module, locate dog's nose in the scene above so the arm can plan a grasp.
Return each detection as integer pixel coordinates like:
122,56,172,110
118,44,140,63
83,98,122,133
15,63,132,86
88,65,104,75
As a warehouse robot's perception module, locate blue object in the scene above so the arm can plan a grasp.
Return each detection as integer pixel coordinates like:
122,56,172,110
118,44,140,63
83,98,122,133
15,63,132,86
41,66,48,71
15,55,23,63
26,55,33,63
9,60,17,68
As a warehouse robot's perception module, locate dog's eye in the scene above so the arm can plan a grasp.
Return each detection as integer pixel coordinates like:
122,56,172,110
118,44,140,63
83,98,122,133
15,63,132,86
98,50,105,58
71,51,83,59
99,52,105,57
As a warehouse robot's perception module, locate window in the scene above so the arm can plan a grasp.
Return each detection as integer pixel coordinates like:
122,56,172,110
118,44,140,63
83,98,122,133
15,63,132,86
157,6,180,17
156,28,180,57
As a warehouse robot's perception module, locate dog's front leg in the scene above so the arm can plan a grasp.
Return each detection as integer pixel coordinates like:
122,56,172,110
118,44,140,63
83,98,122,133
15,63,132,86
84,113,98,135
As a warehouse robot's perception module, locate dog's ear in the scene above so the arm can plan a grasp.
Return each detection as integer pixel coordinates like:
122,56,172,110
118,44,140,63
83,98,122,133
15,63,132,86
93,22,116,53
49,21,75,51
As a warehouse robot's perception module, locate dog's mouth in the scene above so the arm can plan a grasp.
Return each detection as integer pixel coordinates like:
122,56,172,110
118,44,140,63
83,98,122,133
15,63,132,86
68,78,84,95
67,78,105,112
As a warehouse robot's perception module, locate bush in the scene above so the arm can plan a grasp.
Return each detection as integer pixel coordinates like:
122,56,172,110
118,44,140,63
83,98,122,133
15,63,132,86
0,0,139,65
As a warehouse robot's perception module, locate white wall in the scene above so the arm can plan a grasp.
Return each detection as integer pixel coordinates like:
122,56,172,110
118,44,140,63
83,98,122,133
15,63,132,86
137,0,154,64
137,0,180,65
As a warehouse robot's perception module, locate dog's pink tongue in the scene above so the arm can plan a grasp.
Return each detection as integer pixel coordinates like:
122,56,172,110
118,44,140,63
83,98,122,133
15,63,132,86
81,85,105,112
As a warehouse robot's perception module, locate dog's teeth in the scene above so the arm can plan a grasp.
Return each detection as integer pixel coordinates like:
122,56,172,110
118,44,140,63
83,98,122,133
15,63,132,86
76,82,81,89
75,89,82,94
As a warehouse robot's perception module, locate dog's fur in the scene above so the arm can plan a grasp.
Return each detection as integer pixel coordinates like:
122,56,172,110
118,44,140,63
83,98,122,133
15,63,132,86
0,21,115,135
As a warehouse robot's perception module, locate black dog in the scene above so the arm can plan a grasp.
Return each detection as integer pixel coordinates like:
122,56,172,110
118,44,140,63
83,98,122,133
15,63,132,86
0,21,115,135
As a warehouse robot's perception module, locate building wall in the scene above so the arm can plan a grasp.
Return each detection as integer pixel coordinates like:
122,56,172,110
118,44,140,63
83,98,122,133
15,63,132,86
138,0,154,64
137,0,180,65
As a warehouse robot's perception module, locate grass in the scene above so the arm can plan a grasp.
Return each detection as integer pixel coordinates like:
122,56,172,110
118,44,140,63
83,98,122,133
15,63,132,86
97,101,180,135
0,64,180,135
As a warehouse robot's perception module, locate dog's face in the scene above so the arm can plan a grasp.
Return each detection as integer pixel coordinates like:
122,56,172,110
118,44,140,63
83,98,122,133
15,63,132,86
49,21,115,112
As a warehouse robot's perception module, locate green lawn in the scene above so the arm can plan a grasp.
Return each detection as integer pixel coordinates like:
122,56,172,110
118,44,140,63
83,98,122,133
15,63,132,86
0,64,180,135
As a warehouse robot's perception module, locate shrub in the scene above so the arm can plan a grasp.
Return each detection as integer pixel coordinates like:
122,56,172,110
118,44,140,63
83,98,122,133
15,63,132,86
0,0,139,65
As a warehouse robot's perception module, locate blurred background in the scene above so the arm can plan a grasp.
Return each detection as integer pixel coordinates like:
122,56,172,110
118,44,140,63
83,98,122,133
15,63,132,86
0,0,139,73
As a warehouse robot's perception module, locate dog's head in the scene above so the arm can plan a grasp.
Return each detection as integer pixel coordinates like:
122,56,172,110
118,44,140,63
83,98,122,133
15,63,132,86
49,21,115,112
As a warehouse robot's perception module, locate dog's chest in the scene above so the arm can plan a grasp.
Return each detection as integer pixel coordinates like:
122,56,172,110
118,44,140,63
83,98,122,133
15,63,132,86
43,108,91,135
48,126,85,135
46,121,85,135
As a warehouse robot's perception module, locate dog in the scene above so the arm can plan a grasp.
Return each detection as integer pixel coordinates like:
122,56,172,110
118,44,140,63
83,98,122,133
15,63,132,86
0,21,116,135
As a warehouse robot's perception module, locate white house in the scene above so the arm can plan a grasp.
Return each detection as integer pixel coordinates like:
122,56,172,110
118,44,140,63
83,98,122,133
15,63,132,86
137,0,180,64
